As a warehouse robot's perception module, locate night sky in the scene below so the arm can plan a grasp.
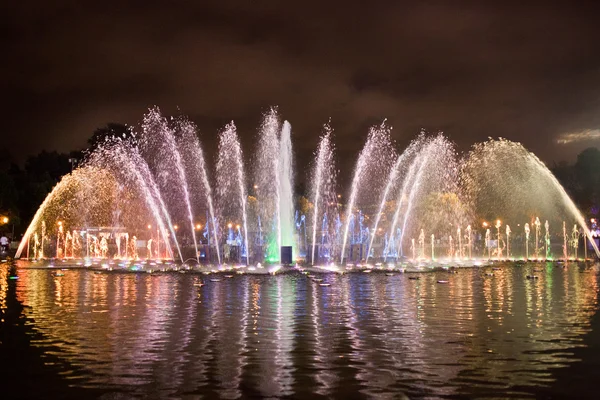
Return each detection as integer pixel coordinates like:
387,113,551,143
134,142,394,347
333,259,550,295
3,1,600,179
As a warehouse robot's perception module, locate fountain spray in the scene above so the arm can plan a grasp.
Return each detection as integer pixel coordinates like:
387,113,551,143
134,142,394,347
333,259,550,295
534,217,541,259
467,225,472,259
485,229,491,260
495,219,502,259
524,223,530,260
544,220,550,259
572,224,579,259
457,227,462,258
341,122,393,264
506,225,511,259
311,125,334,265
419,229,425,259
562,221,568,260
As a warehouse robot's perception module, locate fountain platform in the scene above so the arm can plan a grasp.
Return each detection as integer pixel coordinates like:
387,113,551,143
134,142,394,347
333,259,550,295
16,257,595,277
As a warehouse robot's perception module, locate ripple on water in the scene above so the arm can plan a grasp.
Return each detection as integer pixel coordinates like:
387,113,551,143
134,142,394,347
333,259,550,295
3,262,599,398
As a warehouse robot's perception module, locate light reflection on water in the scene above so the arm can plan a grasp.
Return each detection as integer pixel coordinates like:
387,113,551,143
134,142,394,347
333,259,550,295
7,262,600,398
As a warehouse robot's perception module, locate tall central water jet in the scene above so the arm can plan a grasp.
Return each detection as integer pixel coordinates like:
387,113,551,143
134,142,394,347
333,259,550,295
254,109,296,262
254,109,282,262
279,121,295,258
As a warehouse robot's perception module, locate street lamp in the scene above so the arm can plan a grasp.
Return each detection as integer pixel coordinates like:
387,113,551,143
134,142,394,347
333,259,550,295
195,223,202,230
1,216,8,224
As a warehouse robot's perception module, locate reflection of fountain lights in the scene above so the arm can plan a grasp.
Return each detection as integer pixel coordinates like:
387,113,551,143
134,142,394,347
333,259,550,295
6,259,600,397
0,266,8,310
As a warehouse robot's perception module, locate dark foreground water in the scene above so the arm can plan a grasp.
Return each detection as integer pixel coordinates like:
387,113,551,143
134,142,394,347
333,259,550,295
2,262,600,399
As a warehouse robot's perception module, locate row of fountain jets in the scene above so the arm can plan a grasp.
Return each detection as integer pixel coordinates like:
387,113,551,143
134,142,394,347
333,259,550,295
15,107,600,263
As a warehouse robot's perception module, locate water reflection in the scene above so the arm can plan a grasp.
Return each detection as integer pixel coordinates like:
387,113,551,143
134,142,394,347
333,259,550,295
4,262,599,398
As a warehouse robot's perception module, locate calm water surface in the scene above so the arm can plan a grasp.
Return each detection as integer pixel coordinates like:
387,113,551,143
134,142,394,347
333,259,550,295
2,262,600,399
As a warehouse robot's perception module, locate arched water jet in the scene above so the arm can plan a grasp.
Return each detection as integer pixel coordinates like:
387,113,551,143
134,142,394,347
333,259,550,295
463,138,600,259
140,108,192,261
114,143,181,261
385,159,420,259
341,121,395,264
217,123,249,265
16,177,77,258
366,136,423,263
175,116,221,264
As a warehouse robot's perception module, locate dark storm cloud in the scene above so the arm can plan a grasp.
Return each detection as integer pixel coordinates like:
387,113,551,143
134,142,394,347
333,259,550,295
3,0,600,181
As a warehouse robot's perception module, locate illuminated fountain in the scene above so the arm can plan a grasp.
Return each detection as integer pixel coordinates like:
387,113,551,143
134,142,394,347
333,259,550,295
14,109,600,272
216,122,249,264
340,121,396,264
253,108,297,263
310,123,337,264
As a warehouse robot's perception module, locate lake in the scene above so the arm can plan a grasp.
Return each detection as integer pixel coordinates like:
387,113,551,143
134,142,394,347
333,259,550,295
1,261,600,399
